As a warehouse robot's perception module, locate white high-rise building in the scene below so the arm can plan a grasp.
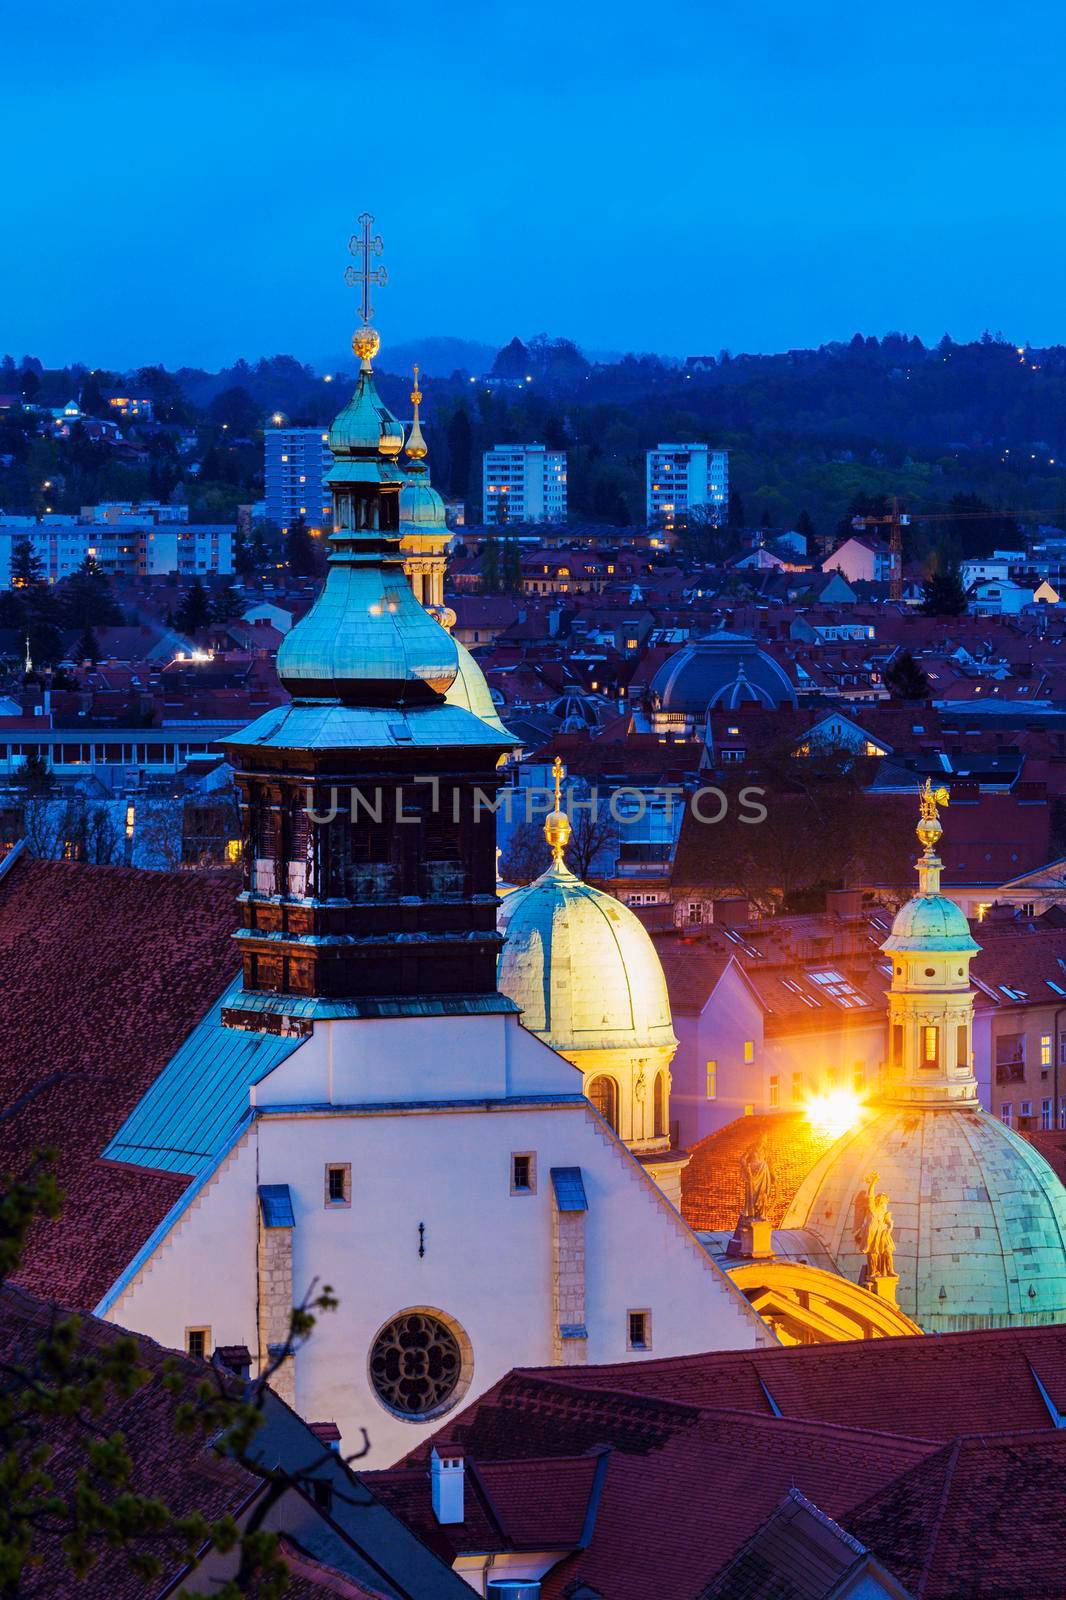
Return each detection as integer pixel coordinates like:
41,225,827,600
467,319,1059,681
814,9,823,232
0,522,233,587
264,427,333,532
646,443,728,534
482,443,567,525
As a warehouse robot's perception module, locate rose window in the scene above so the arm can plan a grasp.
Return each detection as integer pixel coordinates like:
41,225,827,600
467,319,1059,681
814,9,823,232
369,1311,463,1417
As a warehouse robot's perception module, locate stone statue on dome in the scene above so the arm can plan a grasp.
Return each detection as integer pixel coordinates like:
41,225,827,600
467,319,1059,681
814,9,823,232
740,1141,774,1222
858,1171,895,1280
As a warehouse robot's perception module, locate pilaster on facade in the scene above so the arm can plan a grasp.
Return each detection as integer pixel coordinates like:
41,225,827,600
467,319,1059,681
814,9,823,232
257,1184,296,1406
550,1167,588,1366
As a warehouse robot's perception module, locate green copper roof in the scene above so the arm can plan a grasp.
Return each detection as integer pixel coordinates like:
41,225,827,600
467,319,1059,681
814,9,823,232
785,1105,1066,1332
328,364,404,455
883,892,979,953
222,698,513,753
275,562,460,702
400,472,447,529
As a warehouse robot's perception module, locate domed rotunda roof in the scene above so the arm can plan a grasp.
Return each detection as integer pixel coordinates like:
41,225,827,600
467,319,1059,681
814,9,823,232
650,630,797,715
783,1106,1066,1332
445,637,511,738
497,772,676,1056
884,891,977,954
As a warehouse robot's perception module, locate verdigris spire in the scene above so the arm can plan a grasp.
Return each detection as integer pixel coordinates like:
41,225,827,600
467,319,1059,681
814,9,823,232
275,217,459,706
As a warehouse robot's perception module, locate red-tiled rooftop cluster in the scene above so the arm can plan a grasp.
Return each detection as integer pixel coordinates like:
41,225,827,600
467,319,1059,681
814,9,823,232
0,853,238,1307
368,1325,1066,1600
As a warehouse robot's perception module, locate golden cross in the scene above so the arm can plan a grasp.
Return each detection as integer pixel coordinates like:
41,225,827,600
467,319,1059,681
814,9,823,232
344,212,387,325
552,755,564,810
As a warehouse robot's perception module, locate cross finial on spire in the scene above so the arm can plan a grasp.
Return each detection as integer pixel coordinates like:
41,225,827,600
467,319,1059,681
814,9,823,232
345,212,387,325
345,214,387,366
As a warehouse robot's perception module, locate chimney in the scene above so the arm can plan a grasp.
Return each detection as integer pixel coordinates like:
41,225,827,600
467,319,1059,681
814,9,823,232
431,1445,465,1524
710,896,750,925
825,888,862,920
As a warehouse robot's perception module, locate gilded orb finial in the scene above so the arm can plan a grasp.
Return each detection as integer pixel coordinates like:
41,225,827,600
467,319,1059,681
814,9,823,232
344,212,388,368
406,363,428,462
916,778,950,853
544,755,572,866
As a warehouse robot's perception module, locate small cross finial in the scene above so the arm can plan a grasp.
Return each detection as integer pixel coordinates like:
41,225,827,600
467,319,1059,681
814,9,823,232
552,755,563,810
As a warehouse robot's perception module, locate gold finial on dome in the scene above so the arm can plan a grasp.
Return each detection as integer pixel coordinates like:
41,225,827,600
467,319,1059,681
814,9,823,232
916,778,950,853
544,755,572,866
406,363,428,461
345,212,388,369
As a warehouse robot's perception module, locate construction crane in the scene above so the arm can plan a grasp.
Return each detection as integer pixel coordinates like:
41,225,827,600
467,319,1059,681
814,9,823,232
849,499,1066,604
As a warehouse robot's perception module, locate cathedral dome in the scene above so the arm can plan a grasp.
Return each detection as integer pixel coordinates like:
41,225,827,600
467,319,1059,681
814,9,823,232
445,637,512,738
650,630,797,716
884,891,977,954
400,475,447,528
783,1106,1066,1332
497,859,677,1055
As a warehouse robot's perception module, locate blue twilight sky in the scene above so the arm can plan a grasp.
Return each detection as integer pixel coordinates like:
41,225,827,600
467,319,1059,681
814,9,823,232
2,0,1065,369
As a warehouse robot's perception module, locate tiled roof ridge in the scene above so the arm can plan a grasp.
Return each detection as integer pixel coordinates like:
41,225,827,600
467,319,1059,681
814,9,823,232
490,1369,706,1428
467,1379,940,1459
909,1436,961,1600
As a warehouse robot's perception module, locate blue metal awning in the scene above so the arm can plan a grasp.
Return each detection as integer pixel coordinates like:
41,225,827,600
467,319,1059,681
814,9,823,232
551,1166,588,1213
259,1184,295,1228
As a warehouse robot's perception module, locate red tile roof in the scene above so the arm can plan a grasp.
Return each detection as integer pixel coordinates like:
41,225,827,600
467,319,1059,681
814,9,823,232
372,1327,1066,1599
844,1430,1066,1599
513,1324,1066,1441
0,853,239,1308
369,1376,932,1600
0,1283,251,1600
681,1111,838,1230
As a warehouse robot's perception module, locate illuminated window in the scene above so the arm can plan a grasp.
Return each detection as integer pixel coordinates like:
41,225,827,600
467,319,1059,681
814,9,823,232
768,1074,779,1108
225,838,241,864
923,1026,939,1066
706,1062,717,1100
1041,1034,1052,1067
743,1040,754,1064
743,1103,754,1116
588,1075,618,1132
792,1072,803,1101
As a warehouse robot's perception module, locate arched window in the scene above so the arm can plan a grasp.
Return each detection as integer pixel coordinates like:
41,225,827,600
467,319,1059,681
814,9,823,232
653,1072,666,1139
588,1075,618,1133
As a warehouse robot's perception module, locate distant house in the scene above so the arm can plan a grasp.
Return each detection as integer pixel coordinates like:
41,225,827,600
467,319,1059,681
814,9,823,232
101,391,154,420
823,535,896,585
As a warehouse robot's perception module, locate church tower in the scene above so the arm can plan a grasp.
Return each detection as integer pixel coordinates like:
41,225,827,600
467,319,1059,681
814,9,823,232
784,781,1066,1331
882,781,980,1106
100,224,776,1470
399,365,451,615
222,218,513,1009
